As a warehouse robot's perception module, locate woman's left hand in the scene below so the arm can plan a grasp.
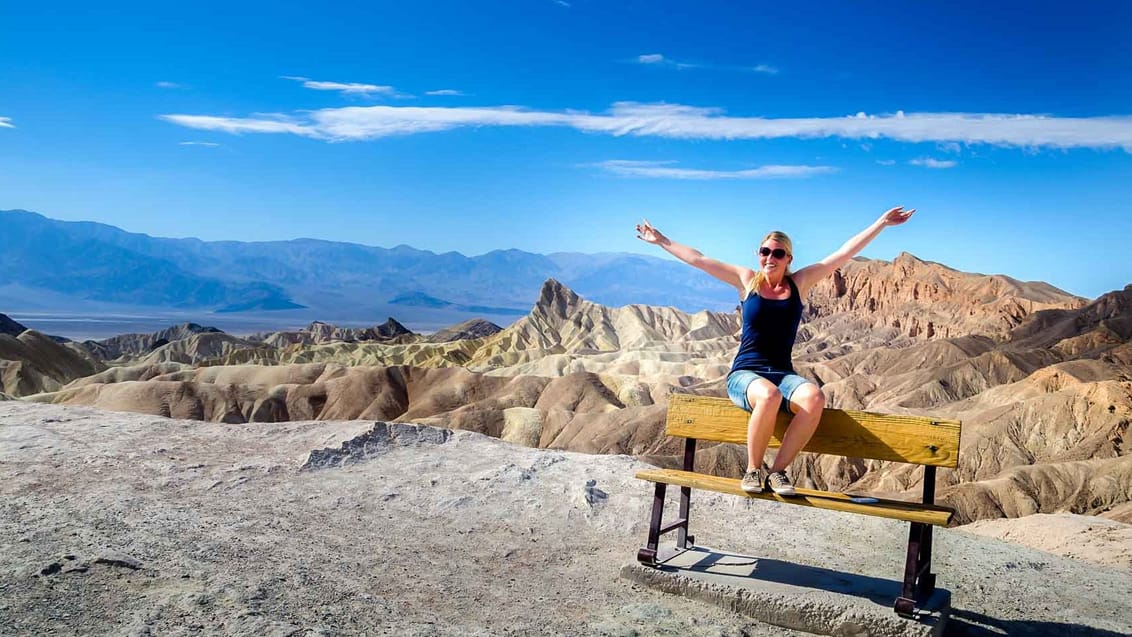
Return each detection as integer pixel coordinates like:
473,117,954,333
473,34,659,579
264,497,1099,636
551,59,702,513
880,206,916,226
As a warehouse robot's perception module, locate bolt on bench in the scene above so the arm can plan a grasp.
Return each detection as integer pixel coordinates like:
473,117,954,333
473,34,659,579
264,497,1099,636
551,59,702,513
635,393,962,616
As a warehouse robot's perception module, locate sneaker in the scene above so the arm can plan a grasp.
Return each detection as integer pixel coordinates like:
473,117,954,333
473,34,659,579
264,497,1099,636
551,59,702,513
766,471,797,496
740,468,764,494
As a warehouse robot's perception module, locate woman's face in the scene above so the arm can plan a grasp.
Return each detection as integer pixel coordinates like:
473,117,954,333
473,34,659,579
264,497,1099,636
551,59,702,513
758,239,792,273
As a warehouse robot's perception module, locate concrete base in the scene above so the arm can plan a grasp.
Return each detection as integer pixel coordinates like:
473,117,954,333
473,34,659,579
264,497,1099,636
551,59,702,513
621,546,949,637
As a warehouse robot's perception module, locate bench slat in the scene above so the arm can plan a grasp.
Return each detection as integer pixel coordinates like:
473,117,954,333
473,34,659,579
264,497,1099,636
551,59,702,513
666,394,961,468
636,468,954,526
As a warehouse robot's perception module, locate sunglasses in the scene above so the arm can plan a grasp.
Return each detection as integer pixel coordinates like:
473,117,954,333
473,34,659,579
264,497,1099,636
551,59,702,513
758,247,788,259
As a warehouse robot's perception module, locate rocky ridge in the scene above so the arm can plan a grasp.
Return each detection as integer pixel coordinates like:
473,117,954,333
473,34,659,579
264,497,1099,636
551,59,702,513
424,318,504,343
792,254,1087,377
247,318,417,349
80,322,223,361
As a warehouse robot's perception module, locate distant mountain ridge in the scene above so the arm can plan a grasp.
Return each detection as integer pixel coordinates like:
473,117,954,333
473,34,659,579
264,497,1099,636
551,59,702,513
0,209,736,319
0,210,301,311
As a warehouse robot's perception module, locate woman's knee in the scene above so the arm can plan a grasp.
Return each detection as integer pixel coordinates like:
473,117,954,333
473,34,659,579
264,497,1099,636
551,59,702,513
746,379,781,405
792,384,826,413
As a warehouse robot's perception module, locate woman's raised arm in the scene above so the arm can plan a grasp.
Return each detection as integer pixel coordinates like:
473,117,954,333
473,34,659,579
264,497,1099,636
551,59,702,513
636,218,753,292
792,206,915,296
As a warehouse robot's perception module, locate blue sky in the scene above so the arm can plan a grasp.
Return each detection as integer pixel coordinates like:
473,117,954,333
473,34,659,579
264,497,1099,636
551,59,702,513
2,0,1131,300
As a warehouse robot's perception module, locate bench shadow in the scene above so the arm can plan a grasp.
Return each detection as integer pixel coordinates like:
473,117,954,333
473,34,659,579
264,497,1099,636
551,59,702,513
658,547,940,609
944,609,1128,637
655,550,1126,637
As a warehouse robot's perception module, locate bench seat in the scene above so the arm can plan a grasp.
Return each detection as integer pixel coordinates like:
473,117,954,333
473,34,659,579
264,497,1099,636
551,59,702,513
635,468,954,526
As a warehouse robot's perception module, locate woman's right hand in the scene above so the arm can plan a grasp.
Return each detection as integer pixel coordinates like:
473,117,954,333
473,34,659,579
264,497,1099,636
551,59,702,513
635,218,667,245
879,206,915,227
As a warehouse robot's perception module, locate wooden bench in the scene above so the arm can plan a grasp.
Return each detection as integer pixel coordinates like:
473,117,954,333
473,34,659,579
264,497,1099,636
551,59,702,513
635,393,962,616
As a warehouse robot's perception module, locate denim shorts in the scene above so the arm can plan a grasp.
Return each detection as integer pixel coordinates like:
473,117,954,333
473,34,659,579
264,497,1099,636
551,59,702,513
726,369,813,414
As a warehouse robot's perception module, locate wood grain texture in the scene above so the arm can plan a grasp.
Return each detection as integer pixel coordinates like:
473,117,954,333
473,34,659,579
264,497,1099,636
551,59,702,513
635,468,954,526
665,394,961,468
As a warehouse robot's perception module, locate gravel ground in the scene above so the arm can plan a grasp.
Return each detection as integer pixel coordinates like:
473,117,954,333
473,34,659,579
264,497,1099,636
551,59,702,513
2,402,1130,636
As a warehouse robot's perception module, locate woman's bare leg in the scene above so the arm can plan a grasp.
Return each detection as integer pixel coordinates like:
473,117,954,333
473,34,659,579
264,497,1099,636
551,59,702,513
771,383,826,473
745,379,782,471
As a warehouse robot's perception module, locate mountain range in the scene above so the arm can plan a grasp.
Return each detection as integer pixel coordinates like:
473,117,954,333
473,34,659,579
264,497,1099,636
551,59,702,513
0,209,735,323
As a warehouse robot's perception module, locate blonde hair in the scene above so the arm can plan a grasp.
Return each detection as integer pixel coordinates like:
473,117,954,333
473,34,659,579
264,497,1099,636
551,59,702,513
743,230,794,299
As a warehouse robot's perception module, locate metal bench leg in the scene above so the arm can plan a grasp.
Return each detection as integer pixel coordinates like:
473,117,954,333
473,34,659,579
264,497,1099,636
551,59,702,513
895,465,939,616
895,521,933,615
919,524,936,595
637,482,667,565
676,485,694,549
676,438,696,549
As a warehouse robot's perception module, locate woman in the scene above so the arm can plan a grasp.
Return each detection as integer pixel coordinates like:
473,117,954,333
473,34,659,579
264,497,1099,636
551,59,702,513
635,206,915,495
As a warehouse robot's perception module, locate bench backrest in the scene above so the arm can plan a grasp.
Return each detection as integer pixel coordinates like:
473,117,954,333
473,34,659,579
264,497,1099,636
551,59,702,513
666,394,961,468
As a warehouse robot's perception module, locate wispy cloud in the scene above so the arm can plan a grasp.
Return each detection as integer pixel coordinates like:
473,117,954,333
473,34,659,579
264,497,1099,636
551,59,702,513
937,142,962,153
909,157,958,168
426,89,466,96
161,113,314,136
179,141,220,147
554,0,571,6
0,116,13,129
160,102,1132,151
876,159,896,166
636,54,778,74
594,160,836,180
282,75,400,97
305,81,397,95
156,81,183,89
636,54,700,70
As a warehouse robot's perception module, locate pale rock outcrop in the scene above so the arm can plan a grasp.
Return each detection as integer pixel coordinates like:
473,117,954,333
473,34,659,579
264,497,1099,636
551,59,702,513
501,407,542,447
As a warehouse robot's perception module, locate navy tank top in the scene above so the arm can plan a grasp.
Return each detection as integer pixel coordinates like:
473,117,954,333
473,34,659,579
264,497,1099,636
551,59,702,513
730,276,804,374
